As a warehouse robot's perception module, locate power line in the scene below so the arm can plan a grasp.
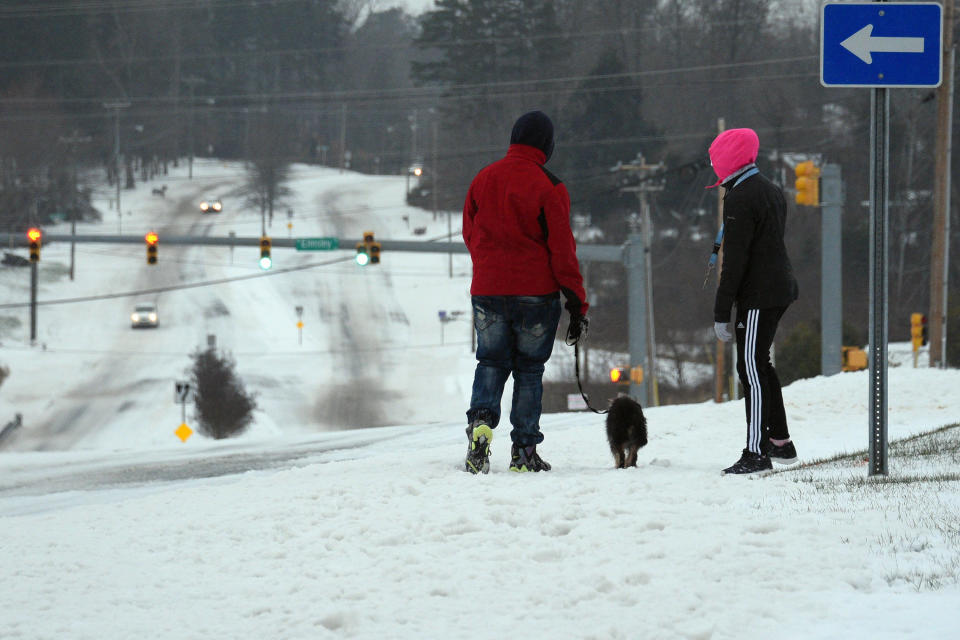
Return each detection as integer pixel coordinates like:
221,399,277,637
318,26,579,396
0,55,819,106
0,253,354,310
0,18,799,66
0,0,312,19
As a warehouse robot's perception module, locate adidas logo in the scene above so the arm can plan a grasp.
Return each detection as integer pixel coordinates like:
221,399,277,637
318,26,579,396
737,322,745,329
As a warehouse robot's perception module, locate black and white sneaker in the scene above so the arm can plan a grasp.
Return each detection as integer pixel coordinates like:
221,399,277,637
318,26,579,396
722,449,773,475
768,440,798,465
464,422,493,475
509,444,551,472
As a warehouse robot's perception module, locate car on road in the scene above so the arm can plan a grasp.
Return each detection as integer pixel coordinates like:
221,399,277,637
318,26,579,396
200,199,222,214
131,302,159,329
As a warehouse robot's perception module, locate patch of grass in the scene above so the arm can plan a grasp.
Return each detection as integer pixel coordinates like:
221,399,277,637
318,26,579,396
0,315,22,339
778,422,960,485
845,472,960,486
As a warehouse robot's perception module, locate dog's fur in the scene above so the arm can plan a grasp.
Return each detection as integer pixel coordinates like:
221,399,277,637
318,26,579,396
605,395,648,468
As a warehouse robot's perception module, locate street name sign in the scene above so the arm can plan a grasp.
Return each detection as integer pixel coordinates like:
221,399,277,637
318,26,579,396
821,2,943,88
295,237,339,251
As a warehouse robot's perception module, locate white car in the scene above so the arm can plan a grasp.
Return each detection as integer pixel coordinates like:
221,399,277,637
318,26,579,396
200,199,222,214
131,302,159,329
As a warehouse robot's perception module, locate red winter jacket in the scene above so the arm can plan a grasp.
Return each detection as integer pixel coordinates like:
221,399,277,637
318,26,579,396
462,144,588,315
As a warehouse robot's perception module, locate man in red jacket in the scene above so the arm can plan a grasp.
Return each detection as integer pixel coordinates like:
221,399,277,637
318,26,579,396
462,110,588,474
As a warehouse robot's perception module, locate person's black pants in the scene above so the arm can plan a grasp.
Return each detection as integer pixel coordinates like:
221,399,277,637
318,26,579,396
734,306,790,455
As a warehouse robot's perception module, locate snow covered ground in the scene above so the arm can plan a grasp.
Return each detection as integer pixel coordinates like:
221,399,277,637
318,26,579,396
1,161,959,639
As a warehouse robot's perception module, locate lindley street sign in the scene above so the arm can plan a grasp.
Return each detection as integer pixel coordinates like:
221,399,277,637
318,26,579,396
821,2,943,88
295,237,339,251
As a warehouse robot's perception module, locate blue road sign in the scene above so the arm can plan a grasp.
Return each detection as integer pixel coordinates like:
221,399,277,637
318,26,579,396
821,2,943,88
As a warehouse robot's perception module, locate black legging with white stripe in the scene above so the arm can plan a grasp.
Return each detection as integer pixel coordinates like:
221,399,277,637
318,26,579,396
734,306,791,455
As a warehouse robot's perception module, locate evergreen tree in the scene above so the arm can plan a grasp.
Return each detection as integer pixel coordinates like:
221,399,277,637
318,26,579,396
413,0,572,206
189,348,257,440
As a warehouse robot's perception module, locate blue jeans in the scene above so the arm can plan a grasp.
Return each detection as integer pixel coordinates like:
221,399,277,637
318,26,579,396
467,294,562,447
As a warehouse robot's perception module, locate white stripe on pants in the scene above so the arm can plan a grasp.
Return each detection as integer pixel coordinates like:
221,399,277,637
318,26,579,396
745,309,762,454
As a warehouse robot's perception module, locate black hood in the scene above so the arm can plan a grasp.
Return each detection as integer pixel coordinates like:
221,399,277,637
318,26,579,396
510,111,554,163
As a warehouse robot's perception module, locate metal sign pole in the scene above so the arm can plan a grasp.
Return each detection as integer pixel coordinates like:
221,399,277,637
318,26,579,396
868,86,890,476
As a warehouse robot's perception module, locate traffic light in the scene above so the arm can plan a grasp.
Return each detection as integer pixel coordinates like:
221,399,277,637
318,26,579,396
610,366,644,384
356,231,380,266
145,231,158,265
795,160,821,206
910,313,927,350
355,242,370,266
27,227,42,263
259,235,272,270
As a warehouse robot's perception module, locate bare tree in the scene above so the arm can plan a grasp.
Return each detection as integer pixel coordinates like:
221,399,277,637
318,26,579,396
244,112,293,228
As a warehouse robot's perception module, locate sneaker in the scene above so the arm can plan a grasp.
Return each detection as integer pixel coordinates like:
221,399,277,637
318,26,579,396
768,440,798,465
509,444,551,472
722,449,772,475
464,422,493,475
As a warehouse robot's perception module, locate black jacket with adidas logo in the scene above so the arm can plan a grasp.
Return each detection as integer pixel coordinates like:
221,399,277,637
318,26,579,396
713,171,799,323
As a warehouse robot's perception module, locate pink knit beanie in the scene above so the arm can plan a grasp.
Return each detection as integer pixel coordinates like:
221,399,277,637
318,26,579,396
707,128,759,188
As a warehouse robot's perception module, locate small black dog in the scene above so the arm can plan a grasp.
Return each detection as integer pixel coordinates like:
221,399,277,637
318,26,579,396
605,395,648,468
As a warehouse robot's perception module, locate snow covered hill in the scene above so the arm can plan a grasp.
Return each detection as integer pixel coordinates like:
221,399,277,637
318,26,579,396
1,161,959,639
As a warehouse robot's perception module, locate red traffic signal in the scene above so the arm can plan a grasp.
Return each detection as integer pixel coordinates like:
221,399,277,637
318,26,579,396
27,227,42,262
610,366,644,384
145,231,159,265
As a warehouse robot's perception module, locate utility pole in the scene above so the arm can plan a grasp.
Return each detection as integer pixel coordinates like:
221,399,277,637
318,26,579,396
929,0,954,369
433,120,450,277
30,259,37,344
103,102,130,233
182,77,203,179
618,153,665,406
409,108,418,164
58,132,92,281
714,118,726,403
339,103,347,173
820,163,844,376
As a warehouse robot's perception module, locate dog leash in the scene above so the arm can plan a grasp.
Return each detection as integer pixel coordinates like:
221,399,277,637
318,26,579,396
701,165,759,289
573,340,608,415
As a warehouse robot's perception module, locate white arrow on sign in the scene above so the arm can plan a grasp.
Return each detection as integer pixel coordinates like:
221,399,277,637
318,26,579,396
840,24,924,64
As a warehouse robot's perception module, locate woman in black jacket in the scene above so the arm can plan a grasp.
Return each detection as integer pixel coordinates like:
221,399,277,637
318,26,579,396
707,128,800,475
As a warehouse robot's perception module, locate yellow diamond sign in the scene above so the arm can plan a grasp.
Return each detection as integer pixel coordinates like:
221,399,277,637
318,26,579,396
175,423,193,442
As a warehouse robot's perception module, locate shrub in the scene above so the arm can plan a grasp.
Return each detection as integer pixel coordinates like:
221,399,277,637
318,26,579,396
189,347,257,439
777,322,820,385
